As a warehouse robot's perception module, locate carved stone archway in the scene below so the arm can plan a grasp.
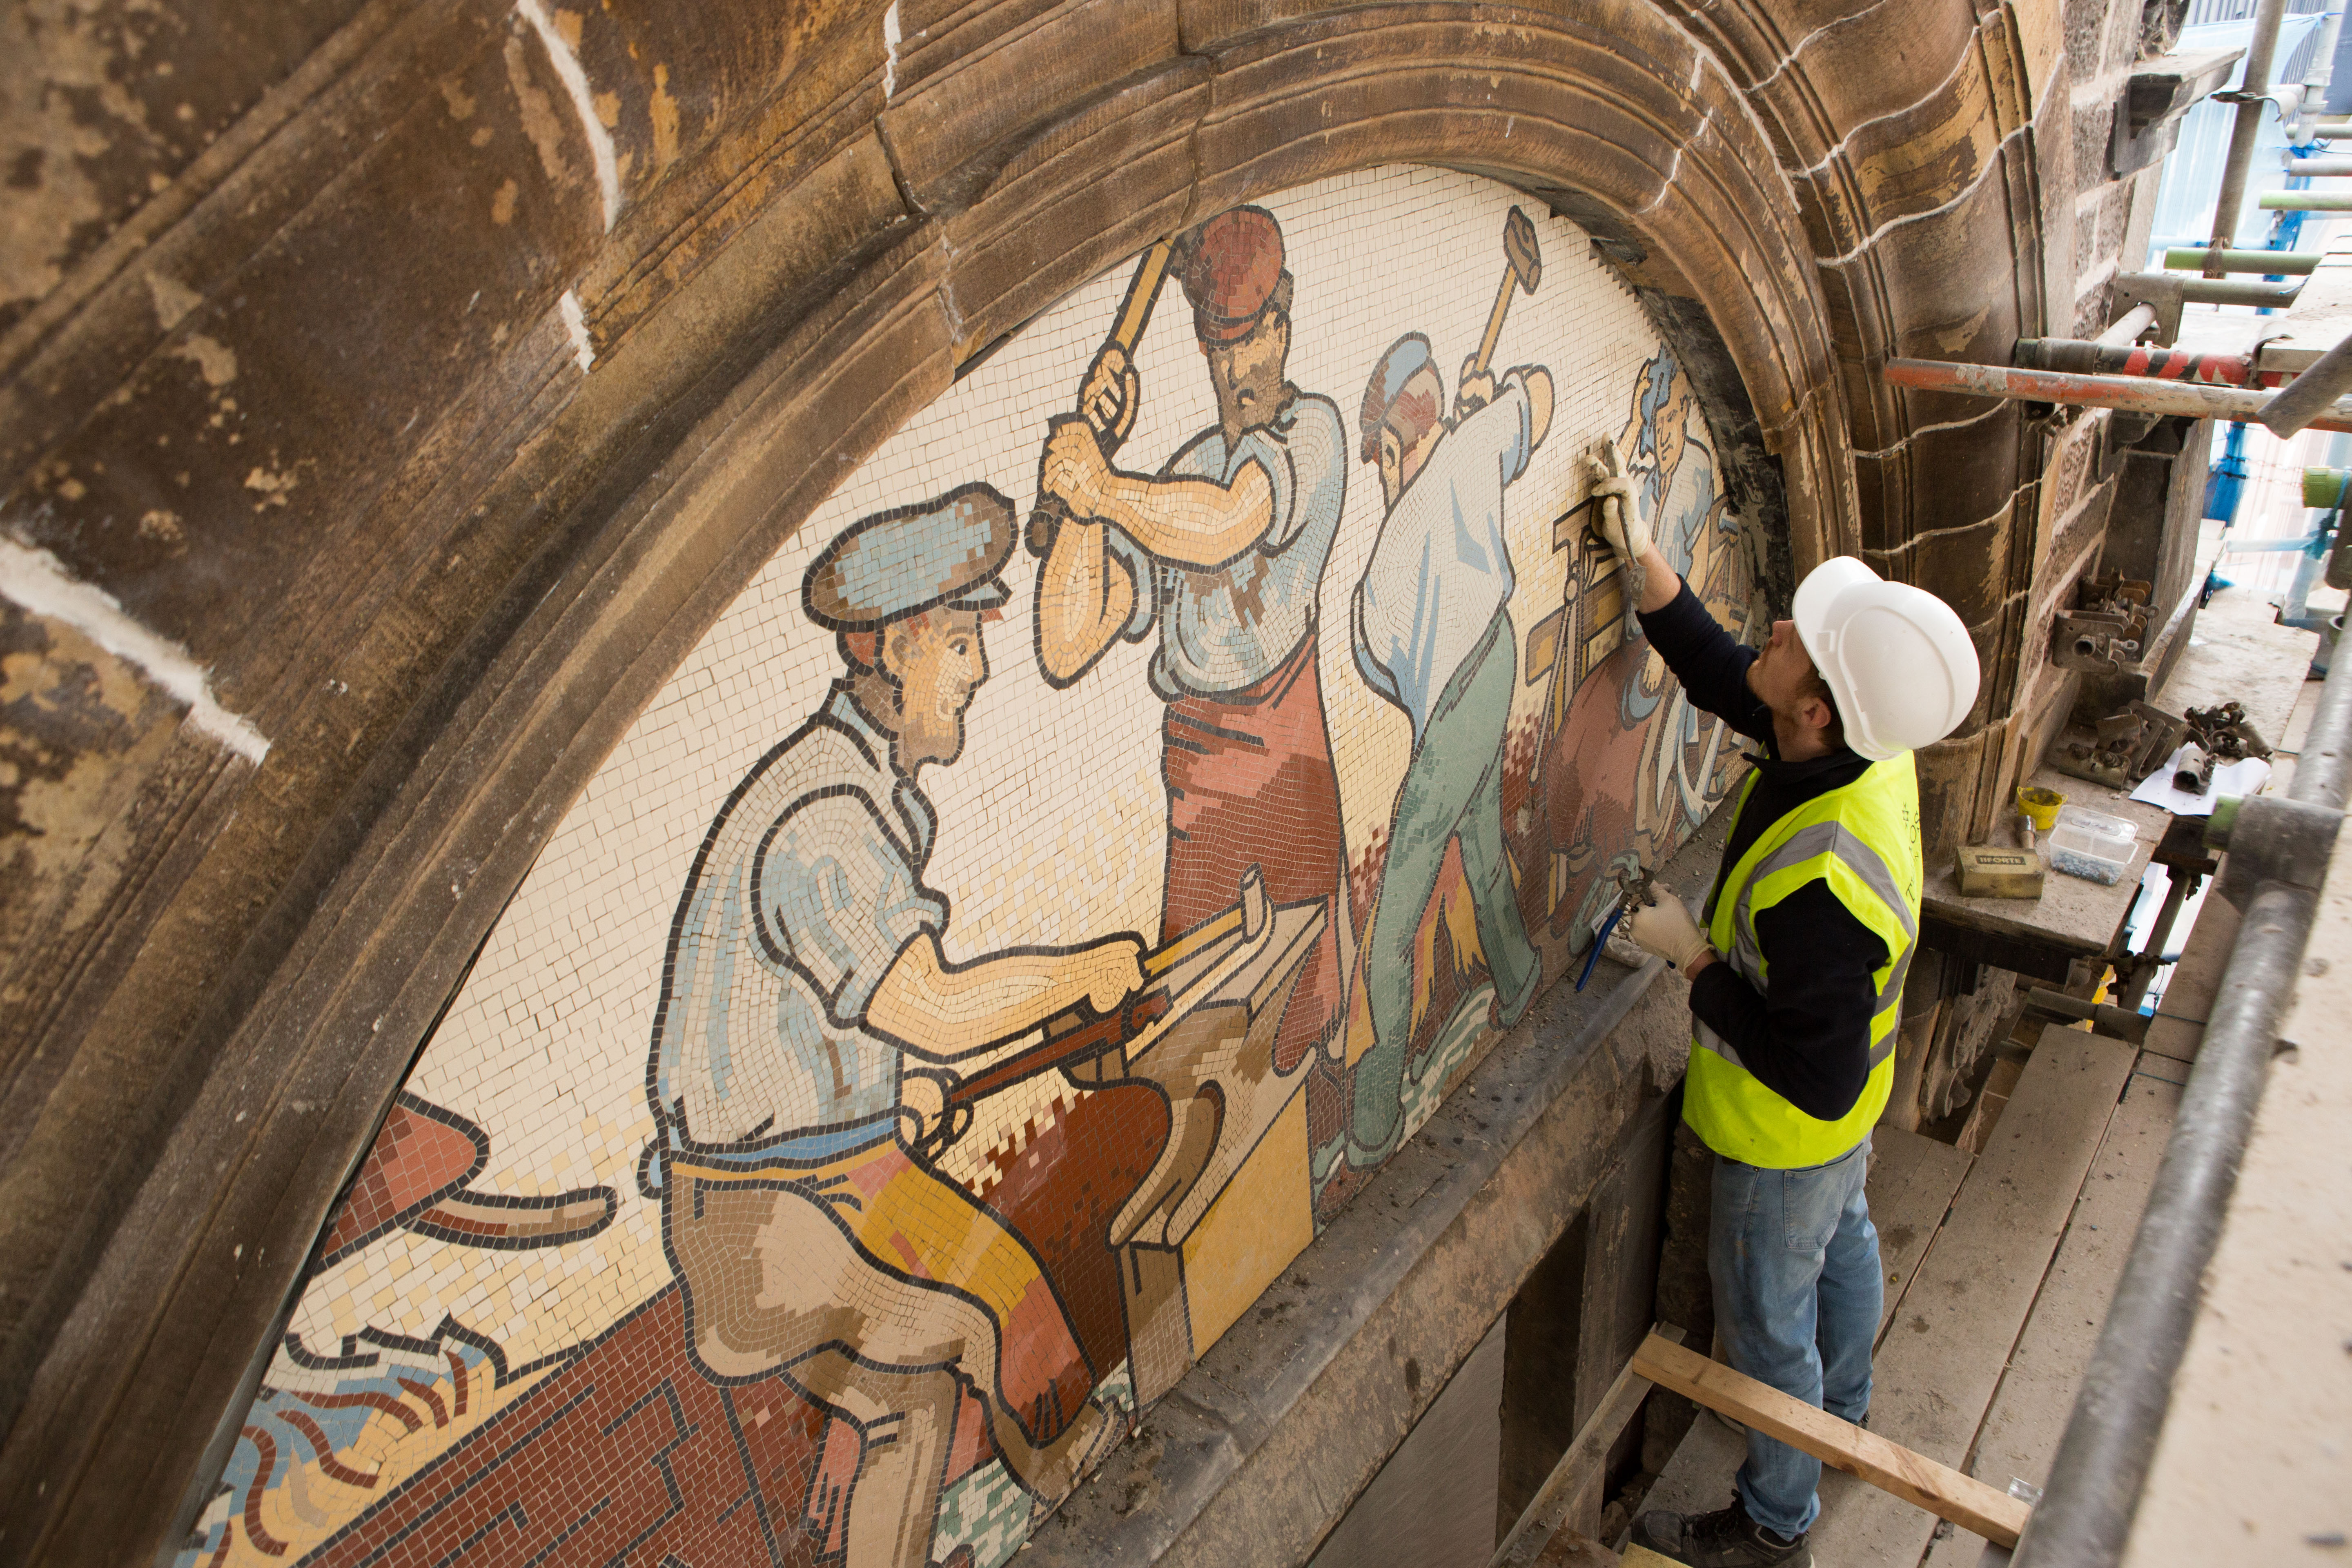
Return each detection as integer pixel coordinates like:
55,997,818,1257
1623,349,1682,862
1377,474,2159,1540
0,2,2052,1559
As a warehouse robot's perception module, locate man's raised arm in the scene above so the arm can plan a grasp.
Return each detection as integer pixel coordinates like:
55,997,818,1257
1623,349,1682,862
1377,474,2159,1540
1590,456,1768,740
1035,517,1138,686
1039,415,1276,568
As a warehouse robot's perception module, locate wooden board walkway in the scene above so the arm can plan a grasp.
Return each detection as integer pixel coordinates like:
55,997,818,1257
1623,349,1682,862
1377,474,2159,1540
1862,1129,1976,1350
1918,1075,2179,1567
1639,1026,2143,1566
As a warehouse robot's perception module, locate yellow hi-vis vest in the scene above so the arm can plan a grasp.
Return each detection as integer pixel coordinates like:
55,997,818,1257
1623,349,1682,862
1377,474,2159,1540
1683,752,1922,1168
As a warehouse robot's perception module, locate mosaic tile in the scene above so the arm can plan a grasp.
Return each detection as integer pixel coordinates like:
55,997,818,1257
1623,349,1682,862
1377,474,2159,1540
183,164,1756,1568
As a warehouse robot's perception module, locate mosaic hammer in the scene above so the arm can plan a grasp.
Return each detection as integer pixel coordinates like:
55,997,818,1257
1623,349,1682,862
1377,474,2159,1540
1468,205,1543,382
1025,234,1178,556
924,868,1272,1148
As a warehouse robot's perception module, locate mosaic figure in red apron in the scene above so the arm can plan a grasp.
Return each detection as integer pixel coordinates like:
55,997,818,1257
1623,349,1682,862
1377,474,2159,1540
1034,207,1349,1076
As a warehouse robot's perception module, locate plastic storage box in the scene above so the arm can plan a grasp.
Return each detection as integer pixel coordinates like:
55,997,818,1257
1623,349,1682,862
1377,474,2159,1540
2049,804,2136,885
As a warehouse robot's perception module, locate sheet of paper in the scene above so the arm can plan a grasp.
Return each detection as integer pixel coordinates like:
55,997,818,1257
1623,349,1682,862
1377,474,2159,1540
2129,745,2272,815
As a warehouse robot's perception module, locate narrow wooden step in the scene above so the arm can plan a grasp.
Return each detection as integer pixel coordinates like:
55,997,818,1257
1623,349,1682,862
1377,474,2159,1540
1637,1028,2135,1566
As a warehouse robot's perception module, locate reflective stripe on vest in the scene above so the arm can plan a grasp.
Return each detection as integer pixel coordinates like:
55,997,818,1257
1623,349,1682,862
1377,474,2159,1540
1684,752,1923,1169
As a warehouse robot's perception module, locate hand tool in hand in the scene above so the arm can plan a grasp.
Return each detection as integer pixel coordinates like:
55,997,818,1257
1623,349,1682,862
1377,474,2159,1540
1575,866,1656,991
917,869,1272,1156
1026,236,1177,557
1456,207,1543,419
1627,880,1714,971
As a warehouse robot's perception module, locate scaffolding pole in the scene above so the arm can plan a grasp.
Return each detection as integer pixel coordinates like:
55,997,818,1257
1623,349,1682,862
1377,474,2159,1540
1883,358,2352,432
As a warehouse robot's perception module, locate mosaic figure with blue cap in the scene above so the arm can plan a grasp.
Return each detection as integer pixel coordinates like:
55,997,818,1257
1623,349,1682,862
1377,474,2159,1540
1537,344,1731,947
644,482,1136,1568
1324,332,1552,1205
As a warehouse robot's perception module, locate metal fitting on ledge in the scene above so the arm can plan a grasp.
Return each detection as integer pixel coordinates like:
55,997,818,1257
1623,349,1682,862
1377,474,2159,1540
2203,792,2345,904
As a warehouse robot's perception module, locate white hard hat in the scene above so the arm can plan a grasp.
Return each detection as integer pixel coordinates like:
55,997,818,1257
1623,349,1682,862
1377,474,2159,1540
1792,556,1980,762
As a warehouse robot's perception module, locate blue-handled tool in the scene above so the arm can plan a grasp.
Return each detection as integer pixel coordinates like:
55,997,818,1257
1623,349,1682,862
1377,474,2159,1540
1574,868,1655,991
1574,906,1623,991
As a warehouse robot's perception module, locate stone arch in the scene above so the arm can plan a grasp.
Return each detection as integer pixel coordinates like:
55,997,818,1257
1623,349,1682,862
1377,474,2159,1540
0,2,2051,1559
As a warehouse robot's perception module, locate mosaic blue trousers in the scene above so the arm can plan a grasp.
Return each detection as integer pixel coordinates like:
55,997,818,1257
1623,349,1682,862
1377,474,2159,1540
1349,610,1541,1166
1709,1137,1880,1538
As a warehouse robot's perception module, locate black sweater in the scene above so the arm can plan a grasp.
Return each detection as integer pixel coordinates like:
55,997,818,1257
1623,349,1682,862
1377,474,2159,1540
1638,581,1887,1124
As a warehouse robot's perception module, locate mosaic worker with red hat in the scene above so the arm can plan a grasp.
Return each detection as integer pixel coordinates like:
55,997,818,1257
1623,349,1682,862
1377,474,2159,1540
646,484,1136,1568
1035,205,1350,1079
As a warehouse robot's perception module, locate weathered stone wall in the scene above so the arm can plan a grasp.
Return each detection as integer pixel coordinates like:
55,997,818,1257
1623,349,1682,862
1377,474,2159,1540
1889,0,2201,1125
0,0,2084,1561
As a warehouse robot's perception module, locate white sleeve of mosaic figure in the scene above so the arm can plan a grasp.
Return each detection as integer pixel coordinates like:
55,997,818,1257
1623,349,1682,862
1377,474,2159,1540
653,769,944,1147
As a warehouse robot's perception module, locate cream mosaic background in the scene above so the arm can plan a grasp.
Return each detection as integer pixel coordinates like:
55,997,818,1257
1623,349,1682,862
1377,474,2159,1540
292,165,1683,1372
191,163,1755,1568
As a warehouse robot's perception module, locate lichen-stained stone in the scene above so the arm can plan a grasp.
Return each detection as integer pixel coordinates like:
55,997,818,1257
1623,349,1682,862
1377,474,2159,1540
2029,410,2101,571
0,604,192,974
1823,154,2030,450
1916,721,2001,851
8,8,606,669
1666,0,1986,174
571,2,896,361
2,6,516,490
1794,39,2008,262
2044,466,2118,602
1693,0,2051,492
1864,497,2016,629
939,57,1210,362
878,0,1181,215
0,30,914,1376
0,0,376,339
1853,399,2024,554
2071,94,2117,191
1831,99,2036,343
893,0,1065,92
2013,496,2109,713
0,226,960,1568
2032,43,2080,343
557,0,875,216
2075,181,2134,283
2011,0,2065,96
2062,0,2142,87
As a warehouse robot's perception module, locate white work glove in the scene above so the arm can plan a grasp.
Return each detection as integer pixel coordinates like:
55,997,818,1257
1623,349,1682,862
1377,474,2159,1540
1627,884,1713,972
1587,454,1649,600
1588,455,1649,562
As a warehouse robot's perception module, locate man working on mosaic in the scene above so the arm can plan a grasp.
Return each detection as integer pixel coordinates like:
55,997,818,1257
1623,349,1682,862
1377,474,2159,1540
1033,204,1348,1081
1587,461,1980,1568
645,484,1134,1568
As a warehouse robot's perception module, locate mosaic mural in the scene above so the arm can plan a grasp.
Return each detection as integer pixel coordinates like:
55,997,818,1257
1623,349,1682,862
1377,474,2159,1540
181,165,1756,1568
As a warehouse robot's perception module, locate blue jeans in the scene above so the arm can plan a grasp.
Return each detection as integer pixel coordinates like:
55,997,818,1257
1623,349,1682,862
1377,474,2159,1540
1708,1138,1880,1538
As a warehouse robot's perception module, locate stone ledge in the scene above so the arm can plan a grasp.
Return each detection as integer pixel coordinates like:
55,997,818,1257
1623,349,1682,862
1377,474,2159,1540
1025,811,1733,1566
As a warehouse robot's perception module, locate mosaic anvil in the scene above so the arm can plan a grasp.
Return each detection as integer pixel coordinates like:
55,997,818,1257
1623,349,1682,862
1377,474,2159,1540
1062,871,1328,1404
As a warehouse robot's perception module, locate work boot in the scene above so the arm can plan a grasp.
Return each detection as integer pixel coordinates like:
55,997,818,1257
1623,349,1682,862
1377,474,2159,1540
1628,1496,1811,1567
